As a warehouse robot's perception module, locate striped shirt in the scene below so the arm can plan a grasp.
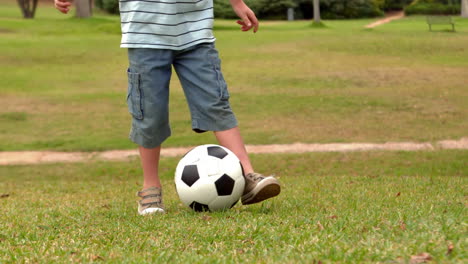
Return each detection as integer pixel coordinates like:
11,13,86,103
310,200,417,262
119,0,215,50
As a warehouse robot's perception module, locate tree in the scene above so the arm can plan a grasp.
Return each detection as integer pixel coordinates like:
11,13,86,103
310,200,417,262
313,0,321,23
75,0,92,18
17,0,38,18
462,0,468,17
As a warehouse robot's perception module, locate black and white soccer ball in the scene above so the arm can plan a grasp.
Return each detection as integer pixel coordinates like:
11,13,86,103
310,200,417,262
175,144,245,212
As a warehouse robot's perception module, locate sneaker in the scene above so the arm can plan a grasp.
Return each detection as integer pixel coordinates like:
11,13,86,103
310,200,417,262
241,173,281,205
136,187,165,215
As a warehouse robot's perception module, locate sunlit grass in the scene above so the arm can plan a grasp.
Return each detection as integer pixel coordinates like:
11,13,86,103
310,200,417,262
1,3,467,150
0,151,466,262
1,4,466,262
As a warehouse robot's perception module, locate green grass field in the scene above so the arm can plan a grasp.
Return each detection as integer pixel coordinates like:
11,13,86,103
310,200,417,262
1,1,467,263
1,151,467,263
1,2,468,150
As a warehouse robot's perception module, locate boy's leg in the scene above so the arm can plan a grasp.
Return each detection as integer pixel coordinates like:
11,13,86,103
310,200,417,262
214,126,253,174
174,43,280,205
214,126,281,205
136,145,165,215
126,48,174,215
139,145,162,189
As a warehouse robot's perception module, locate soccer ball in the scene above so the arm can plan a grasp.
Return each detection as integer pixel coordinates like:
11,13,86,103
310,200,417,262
174,144,245,212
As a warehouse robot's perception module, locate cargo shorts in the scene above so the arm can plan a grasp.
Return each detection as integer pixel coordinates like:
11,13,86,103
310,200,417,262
126,42,238,149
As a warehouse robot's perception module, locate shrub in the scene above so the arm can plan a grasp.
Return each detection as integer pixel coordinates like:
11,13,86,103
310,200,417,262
213,0,238,19
293,0,384,19
95,0,119,15
256,0,296,19
319,0,384,19
94,0,104,11
96,0,297,19
214,0,295,20
102,0,119,14
405,0,461,15
381,0,413,10
96,0,385,19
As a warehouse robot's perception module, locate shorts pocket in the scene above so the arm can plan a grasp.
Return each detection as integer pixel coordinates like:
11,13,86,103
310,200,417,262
217,70,230,101
127,70,143,120
210,53,230,101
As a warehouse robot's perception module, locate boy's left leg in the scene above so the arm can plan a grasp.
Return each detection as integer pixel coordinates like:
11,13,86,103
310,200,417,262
174,43,280,205
214,126,253,174
214,127,281,205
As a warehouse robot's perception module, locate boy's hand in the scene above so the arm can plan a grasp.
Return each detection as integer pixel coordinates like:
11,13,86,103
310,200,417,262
229,0,259,33
54,0,72,14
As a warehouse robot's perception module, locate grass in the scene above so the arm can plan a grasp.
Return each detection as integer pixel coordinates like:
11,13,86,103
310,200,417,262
1,2,467,263
0,150,467,262
1,3,468,150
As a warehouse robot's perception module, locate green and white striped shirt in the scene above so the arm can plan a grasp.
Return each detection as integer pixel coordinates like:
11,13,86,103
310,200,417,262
119,0,215,50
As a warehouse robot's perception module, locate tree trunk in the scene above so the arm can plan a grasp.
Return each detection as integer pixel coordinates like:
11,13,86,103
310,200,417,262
462,0,468,18
76,0,92,18
17,0,38,19
313,0,321,23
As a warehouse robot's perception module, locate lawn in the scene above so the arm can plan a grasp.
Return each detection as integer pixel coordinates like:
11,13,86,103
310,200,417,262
0,151,467,262
0,2,467,263
1,2,467,151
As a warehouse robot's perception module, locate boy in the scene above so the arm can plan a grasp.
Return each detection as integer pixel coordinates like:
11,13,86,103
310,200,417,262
54,0,280,215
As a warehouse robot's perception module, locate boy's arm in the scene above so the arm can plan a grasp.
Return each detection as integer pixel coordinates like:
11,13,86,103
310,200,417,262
54,0,72,14
229,0,259,33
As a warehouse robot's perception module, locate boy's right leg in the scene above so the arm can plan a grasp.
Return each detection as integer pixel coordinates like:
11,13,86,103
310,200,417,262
139,145,162,190
126,48,174,215
137,145,165,215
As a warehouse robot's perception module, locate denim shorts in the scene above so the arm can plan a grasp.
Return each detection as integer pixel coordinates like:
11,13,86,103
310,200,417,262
126,42,238,148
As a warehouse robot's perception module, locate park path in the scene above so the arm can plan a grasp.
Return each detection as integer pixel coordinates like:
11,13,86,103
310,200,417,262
365,11,405,29
0,138,467,165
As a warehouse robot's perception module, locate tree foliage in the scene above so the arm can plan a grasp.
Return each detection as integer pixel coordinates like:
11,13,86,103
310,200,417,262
96,0,454,19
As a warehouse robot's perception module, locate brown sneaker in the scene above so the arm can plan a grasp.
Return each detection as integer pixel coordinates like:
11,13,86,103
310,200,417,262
137,187,165,215
241,173,281,205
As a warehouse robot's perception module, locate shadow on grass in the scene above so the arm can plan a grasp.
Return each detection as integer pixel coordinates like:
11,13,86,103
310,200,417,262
309,21,327,28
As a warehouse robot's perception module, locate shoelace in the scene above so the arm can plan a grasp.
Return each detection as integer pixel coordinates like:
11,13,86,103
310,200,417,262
247,173,264,182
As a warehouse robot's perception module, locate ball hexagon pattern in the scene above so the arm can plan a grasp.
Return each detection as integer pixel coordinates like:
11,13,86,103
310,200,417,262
189,201,210,212
207,146,228,159
181,165,199,187
175,144,245,212
215,174,235,196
